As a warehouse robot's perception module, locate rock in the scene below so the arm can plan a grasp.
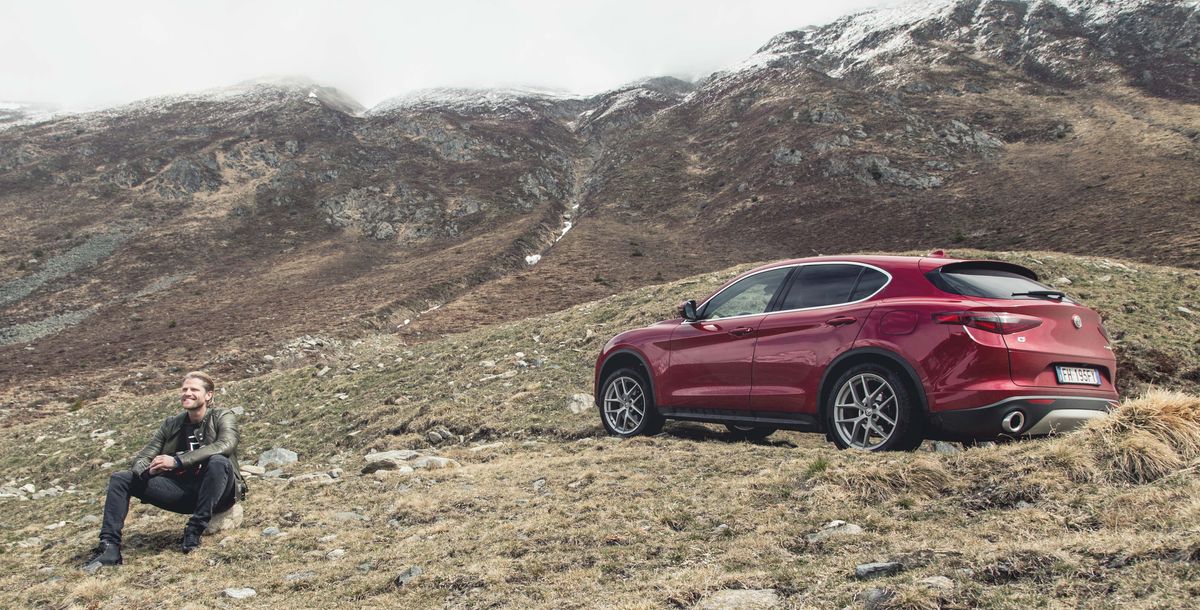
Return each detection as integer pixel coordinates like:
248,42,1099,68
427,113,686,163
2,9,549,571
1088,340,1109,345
45,521,66,530
479,359,496,368
77,515,100,525
806,520,864,543
567,393,593,415
230,406,246,415
857,587,894,609
373,466,415,479
32,487,63,499
335,511,367,522
19,483,36,494
1178,306,1196,316
258,448,298,469
363,450,422,473
532,478,547,493
919,576,954,590
205,503,244,535
1053,276,1073,286
695,589,781,610
329,468,343,479
469,442,505,453
411,456,461,470
856,562,904,579
933,441,961,455
263,469,284,478
394,565,423,588
289,472,337,486
240,465,266,476
772,147,804,166
318,534,338,543
16,536,42,548
327,549,346,560
284,570,316,582
713,524,731,536
223,588,256,599
262,527,282,537
316,366,330,377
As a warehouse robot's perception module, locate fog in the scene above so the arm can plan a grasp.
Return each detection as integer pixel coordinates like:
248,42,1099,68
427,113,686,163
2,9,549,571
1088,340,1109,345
1,0,909,111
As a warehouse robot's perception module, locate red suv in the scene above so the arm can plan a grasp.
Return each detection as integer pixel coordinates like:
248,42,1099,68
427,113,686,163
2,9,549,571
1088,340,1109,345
593,254,1118,450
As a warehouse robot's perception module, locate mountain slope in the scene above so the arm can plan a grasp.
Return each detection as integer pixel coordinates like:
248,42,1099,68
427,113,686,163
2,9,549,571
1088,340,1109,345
1,0,1198,409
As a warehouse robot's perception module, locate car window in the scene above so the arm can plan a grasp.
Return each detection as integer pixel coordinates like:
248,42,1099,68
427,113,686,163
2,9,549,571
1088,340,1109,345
850,267,888,301
930,266,1064,300
778,264,862,310
702,267,790,319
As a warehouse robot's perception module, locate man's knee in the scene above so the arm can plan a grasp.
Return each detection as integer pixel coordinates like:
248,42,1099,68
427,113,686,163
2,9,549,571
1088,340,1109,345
207,454,232,472
108,470,134,489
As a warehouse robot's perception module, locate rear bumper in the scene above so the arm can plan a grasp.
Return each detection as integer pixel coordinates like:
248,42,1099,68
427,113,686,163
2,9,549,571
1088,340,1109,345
928,396,1117,441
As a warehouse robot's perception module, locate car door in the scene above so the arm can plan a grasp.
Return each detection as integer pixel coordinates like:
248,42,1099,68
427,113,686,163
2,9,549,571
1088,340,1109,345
750,263,888,413
663,266,791,410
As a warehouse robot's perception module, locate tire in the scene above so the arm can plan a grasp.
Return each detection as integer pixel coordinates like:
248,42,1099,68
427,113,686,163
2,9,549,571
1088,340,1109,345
825,363,923,451
599,367,664,437
725,424,776,441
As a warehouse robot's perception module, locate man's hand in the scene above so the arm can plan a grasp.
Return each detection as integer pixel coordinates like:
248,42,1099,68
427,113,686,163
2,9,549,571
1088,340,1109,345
148,454,178,474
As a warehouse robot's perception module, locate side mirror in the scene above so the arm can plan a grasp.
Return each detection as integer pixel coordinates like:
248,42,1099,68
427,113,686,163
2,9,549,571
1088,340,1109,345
677,299,699,322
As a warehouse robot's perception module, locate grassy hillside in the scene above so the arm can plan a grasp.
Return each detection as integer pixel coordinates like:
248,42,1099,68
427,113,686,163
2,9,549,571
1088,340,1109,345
1,250,1198,608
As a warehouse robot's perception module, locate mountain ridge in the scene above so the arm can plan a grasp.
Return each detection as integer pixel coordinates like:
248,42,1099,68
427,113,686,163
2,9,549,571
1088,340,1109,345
1,0,1197,409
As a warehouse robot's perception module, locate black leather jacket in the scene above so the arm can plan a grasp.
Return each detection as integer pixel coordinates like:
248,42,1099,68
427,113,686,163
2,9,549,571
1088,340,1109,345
131,407,246,498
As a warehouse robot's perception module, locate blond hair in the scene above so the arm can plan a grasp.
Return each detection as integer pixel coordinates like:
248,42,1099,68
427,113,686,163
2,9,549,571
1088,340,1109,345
183,371,215,393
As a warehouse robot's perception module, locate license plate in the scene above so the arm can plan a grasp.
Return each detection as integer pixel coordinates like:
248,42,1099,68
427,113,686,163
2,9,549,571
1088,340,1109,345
1056,366,1100,386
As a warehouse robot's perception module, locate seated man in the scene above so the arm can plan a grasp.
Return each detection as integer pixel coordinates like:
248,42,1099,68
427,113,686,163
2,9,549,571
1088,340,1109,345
85,371,246,571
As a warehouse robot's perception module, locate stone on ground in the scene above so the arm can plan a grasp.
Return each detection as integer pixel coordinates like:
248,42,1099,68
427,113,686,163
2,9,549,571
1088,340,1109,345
695,589,781,610
204,503,244,535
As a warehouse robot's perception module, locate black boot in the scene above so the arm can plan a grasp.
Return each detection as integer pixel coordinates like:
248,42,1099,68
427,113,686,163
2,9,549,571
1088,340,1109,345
181,527,203,553
83,541,122,573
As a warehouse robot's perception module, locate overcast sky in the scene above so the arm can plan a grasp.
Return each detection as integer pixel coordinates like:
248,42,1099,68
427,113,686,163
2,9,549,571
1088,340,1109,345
2,0,908,111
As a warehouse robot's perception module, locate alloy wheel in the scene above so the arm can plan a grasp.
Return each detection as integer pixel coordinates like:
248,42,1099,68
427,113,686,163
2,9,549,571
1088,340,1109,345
603,375,646,435
833,372,898,450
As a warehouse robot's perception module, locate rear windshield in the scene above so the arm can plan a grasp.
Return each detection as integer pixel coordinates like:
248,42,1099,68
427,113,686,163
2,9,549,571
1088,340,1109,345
927,265,1067,301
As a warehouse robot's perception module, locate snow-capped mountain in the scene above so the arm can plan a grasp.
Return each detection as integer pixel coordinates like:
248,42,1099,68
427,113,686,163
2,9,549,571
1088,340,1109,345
1,0,1197,407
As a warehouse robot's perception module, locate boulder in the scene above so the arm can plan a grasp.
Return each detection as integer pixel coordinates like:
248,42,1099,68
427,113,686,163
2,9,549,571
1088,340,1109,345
695,589,781,610
362,450,421,473
204,503,244,535
567,393,593,414
411,456,461,470
806,520,864,543
257,448,298,469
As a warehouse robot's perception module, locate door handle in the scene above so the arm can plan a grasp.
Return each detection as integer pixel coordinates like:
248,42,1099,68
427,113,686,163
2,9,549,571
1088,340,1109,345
825,316,857,327
729,327,754,337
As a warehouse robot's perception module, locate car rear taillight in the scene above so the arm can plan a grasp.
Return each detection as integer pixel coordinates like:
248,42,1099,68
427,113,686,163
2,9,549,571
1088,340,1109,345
932,311,1043,334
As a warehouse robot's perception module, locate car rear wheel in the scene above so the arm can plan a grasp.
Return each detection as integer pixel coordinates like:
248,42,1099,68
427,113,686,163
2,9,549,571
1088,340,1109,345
826,363,922,451
599,367,664,437
725,424,776,441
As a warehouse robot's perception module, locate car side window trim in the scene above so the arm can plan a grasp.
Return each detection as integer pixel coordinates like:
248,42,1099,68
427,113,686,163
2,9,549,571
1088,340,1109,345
688,262,893,324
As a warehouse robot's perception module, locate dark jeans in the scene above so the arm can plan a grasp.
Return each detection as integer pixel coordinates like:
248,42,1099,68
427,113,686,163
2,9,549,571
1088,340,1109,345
99,454,236,545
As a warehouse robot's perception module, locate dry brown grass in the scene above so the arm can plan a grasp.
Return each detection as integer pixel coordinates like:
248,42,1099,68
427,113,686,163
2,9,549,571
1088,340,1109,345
2,261,1199,608
1076,390,1200,483
822,456,952,502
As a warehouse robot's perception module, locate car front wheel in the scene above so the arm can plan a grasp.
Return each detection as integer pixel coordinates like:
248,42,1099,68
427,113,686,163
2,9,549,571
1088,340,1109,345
599,367,664,437
826,363,922,451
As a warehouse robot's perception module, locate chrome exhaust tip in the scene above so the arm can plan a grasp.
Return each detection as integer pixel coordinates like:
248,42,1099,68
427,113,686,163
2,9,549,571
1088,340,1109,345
1001,410,1026,434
